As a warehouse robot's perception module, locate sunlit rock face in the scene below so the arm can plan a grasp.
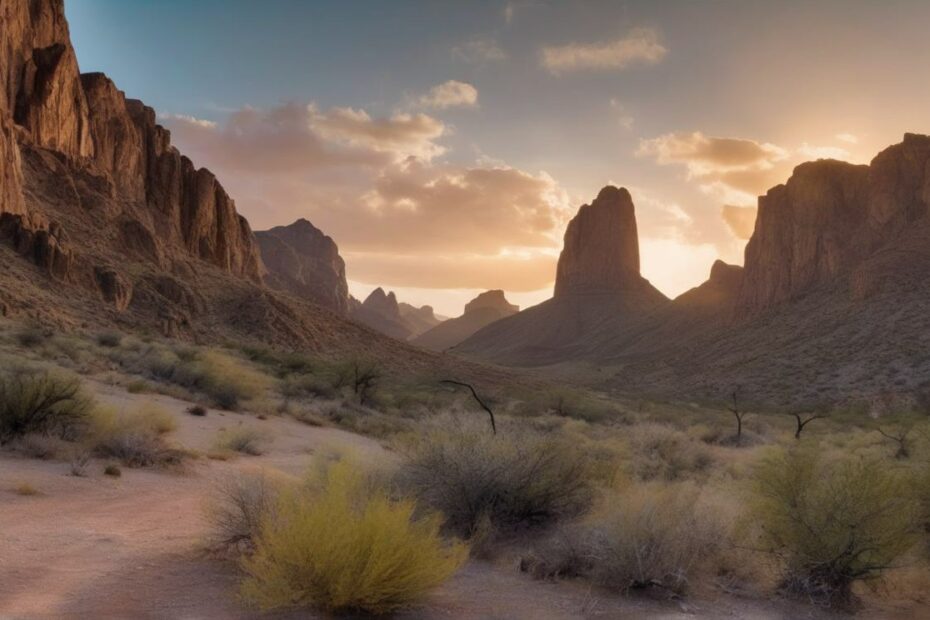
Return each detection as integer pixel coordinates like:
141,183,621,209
738,134,930,313
255,218,349,315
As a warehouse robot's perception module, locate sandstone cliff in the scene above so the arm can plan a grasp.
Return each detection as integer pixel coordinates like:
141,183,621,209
738,134,930,313
413,290,519,351
255,218,349,314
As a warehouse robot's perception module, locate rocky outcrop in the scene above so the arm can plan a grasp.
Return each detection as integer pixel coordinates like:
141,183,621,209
456,188,667,365
554,186,644,297
0,1,262,290
676,260,743,309
255,218,349,314
738,134,930,314
94,266,132,311
0,0,93,160
80,72,262,281
464,289,519,315
413,290,519,351
398,303,441,336
351,288,411,340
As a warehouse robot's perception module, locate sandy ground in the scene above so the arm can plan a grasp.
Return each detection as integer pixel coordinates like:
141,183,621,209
0,381,907,619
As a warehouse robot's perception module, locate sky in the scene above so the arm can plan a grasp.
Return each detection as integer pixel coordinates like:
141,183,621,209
65,0,930,316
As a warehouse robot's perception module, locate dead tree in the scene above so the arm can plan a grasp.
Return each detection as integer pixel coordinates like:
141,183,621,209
876,426,913,459
793,413,823,439
727,388,749,443
440,380,496,434
350,360,381,406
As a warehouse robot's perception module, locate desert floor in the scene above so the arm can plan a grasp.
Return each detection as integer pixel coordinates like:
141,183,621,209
0,381,878,619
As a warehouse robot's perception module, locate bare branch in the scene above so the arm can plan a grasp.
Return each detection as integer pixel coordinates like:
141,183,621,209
440,380,496,434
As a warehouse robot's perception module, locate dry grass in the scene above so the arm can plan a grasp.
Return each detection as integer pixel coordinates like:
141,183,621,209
213,425,271,456
396,416,593,545
14,482,40,496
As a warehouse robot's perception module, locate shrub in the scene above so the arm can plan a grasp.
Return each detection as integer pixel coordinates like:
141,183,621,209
13,434,72,459
587,485,722,596
126,379,148,394
214,426,270,456
206,471,285,551
187,404,207,417
521,485,724,597
747,447,921,608
0,371,92,444
241,460,466,614
396,419,593,542
15,326,46,348
89,406,182,467
104,464,122,477
628,423,714,481
96,331,122,348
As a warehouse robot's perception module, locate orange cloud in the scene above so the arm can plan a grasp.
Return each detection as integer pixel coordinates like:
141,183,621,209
417,80,478,109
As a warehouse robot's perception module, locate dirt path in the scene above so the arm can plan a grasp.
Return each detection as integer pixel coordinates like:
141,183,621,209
0,383,878,619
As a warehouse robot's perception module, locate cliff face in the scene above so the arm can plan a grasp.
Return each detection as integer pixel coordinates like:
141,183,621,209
738,134,930,313
255,218,349,314
0,0,262,299
554,186,643,297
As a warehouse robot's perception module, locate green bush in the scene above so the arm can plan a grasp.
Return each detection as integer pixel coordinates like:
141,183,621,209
0,371,92,444
747,447,921,608
241,460,466,614
396,418,593,542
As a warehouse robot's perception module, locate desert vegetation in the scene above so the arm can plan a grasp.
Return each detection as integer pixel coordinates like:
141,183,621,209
3,319,930,615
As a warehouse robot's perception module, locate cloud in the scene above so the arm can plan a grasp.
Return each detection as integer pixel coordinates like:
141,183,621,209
797,142,851,160
541,28,667,74
164,101,570,291
638,131,788,175
453,38,508,63
835,132,858,144
165,103,446,175
638,131,791,205
417,80,479,109
721,205,757,239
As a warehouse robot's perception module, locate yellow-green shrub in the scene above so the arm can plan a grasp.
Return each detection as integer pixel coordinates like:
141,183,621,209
241,460,466,614
0,371,92,444
747,446,921,608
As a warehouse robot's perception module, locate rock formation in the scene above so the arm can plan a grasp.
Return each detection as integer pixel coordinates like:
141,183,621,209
554,186,644,297
413,290,519,351
738,134,930,314
0,0,262,327
455,187,667,364
398,302,441,336
255,218,349,314
350,288,440,340
351,288,412,340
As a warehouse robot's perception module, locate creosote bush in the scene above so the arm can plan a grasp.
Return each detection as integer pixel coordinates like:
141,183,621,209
88,405,182,467
628,423,714,481
747,446,921,609
0,371,92,444
214,425,271,456
206,470,286,551
522,484,724,597
396,417,593,543
241,459,466,614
